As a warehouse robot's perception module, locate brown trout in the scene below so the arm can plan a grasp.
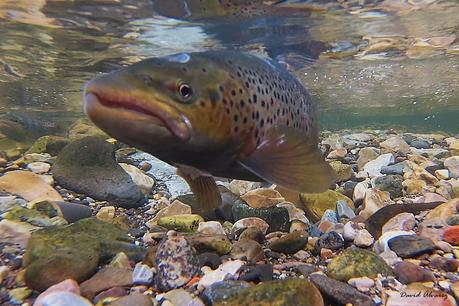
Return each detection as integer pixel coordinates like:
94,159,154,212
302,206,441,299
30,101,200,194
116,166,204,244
152,0,309,20
83,51,334,216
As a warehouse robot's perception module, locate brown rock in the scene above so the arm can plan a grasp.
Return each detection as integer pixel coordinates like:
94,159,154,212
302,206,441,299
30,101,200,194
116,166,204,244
0,170,63,202
94,287,127,303
393,261,434,284
359,188,394,220
382,212,416,233
240,188,284,208
80,267,133,300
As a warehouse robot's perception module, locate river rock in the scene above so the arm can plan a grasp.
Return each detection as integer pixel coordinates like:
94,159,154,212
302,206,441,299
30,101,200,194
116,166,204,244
429,256,459,272
373,175,403,198
393,261,435,284
330,161,354,182
67,118,108,141
380,135,411,154
315,231,344,253
198,260,245,289
240,188,284,208
80,266,133,299
202,280,252,305
327,247,392,281
359,188,394,220
198,252,222,269
197,221,226,236
230,239,264,261
310,274,373,306
343,221,360,241
239,227,265,244
157,214,204,232
357,147,380,170
215,279,323,306
52,136,145,208
26,135,69,155
34,279,80,306
269,231,309,254
24,218,145,291
155,231,199,291
0,219,37,247
354,229,374,247
0,170,63,202
232,200,290,232
365,155,395,179
445,156,459,178
382,212,416,233
146,200,191,228
37,292,92,306
388,235,436,258
186,234,232,255
299,190,353,223
32,200,92,224
119,163,155,195
443,225,459,245
232,217,269,236
27,161,51,174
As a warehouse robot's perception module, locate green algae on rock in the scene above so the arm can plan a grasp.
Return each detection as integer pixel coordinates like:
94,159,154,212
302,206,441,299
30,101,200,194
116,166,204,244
52,136,145,208
157,214,204,232
268,231,309,254
232,200,290,232
24,218,145,291
300,190,354,223
26,135,69,155
215,278,323,306
185,234,232,255
327,247,393,282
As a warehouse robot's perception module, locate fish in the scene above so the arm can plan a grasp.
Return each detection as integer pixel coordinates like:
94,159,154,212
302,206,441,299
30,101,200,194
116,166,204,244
152,0,309,20
83,51,334,216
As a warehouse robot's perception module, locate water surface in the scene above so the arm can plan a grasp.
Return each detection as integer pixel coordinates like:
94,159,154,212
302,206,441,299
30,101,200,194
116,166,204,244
0,0,458,148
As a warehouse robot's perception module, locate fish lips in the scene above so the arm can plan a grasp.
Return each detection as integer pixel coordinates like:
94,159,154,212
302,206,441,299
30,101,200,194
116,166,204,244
83,86,192,142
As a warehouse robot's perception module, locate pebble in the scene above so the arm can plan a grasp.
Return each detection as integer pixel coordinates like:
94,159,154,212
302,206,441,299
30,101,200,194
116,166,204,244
343,221,360,241
310,274,373,306
198,260,244,289
363,153,394,177
435,169,450,180
146,200,192,228
327,247,393,281
380,135,411,154
8,287,32,304
157,214,204,232
34,279,80,306
382,212,416,233
239,264,273,282
388,235,436,258
336,199,356,220
155,231,199,291
359,188,394,220
0,219,37,247
132,263,154,285
238,227,265,244
119,163,155,195
231,217,269,236
38,292,93,306
354,229,374,247
314,231,344,253
230,239,264,261
373,175,403,198
96,206,115,221
348,276,375,291
111,293,153,306
444,156,459,178
393,261,434,284
27,161,51,174
429,256,459,272
357,147,380,170
197,221,226,235
198,252,222,269
269,231,309,254
353,180,369,202
240,188,284,208
381,161,407,175
443,225,459,245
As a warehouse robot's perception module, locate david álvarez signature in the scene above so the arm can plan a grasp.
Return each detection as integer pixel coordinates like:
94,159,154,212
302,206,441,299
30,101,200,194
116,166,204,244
400,290,448,301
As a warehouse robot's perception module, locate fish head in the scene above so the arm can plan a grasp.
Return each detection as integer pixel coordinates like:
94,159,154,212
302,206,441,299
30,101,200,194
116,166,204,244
83,53,236,163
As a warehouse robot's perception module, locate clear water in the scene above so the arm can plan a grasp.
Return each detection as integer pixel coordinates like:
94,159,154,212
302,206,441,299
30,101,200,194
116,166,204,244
0,0,458,150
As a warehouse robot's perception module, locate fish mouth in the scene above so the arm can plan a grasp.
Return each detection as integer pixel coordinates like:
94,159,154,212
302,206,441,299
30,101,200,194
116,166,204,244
83,83,191,141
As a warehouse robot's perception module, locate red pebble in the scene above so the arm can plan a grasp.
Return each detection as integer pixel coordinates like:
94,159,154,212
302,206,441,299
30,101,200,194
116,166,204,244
443,225,459,246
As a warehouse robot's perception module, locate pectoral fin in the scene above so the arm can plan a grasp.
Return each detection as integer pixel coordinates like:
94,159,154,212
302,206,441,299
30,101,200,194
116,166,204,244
176,166,222,217
238,127,335,193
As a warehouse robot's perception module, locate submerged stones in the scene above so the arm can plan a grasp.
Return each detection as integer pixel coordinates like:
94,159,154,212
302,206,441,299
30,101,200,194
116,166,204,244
232,200,290,232
24,218,145,291
155,231,199,292
299,190,353,223
215,279,323,306
52,136,145,208
387,235,436,258
327,247,393,281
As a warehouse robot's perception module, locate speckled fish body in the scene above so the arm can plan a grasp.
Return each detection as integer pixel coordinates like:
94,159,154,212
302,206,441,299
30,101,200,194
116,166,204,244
83,51,334,214
152,0,309,20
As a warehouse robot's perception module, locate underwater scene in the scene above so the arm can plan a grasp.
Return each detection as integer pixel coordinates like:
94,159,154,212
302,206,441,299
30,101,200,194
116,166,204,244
0,0,458,305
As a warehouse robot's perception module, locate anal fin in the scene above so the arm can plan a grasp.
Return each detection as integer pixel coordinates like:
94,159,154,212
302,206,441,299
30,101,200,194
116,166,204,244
177,166,222,218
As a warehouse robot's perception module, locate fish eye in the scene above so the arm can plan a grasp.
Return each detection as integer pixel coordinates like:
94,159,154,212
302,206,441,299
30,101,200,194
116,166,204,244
178,83,193,101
